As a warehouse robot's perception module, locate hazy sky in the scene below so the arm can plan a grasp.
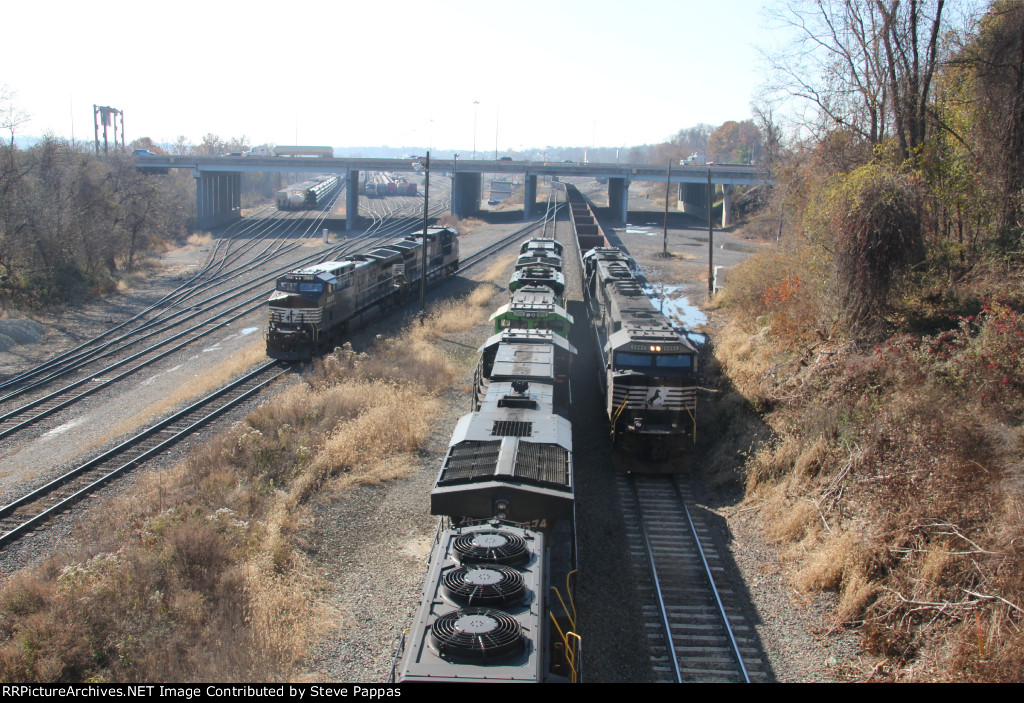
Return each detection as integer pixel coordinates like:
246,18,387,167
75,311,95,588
3,0,773,151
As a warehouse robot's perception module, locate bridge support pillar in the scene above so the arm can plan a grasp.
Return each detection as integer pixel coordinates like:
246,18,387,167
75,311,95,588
452,172,481,218
194,171,241,230
608,177,630,223
523,174,537,219
721,184,733,227
678,182,709,221
346,170,360,230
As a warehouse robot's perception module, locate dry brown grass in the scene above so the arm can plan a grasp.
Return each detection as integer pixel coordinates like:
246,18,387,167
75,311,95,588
88,340,267,451
711,291,1024,679
435,215,486,236
186,232,213,247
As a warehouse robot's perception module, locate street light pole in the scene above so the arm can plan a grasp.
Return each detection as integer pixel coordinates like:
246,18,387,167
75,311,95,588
473,100,479,160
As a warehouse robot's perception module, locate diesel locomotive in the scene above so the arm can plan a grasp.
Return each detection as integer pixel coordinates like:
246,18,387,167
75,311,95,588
266,226,459,361
563,183,700,468
394,238,579,683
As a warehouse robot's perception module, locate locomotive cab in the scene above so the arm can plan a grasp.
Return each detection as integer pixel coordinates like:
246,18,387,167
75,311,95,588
607,328,698,458
267,263,348,361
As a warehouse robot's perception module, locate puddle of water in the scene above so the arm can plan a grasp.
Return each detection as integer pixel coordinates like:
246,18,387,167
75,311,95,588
721,241,760,253
625,224,656,236
643,283,708,339
241,327,260,336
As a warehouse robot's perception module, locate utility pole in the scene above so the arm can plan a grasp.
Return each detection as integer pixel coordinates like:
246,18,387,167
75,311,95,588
452,153,459,216
662,159,672,257
707,169,714,298
419,151,431,323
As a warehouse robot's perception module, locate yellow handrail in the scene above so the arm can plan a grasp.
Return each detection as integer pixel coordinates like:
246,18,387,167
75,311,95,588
610,396,629,442
685,404,697,444
548,611,582,683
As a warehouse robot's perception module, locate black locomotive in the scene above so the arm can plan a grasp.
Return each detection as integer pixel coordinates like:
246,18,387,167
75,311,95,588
395,239,579,683
583,247,698,463
266,226,459,361
563,183,699,467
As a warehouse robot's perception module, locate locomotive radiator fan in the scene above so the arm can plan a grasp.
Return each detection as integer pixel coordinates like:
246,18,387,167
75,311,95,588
428,607,525,663
452,530,529,566
441,564,527,607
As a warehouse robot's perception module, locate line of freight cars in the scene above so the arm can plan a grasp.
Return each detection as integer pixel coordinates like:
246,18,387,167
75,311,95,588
265,226,459,360
275,175,341,210
394,238,580,683
364,179,417,197
562,183,699,467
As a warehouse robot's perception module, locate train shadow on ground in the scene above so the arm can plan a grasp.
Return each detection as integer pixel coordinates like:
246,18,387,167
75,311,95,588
690,335,781,681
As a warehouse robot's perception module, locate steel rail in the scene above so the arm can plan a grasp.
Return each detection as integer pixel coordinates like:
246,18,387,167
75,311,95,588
672,480,750,682
0,361,288,548
629,477,684,683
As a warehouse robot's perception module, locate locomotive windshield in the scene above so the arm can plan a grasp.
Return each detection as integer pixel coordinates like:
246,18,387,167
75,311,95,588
614,352,693,371
276,280,323,294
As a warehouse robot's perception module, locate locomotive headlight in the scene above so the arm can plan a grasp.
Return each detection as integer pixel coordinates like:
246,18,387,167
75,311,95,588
494,499,509,519
649,345,661,352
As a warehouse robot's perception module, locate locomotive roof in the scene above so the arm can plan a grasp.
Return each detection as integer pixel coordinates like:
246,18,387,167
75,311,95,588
490,344,562,382
478,329,575,356
397,523,546,682
490,288,573,322
489,300,572,322
515,252,563,269
285,261,353,278
520,238,564,255
449,407,572,449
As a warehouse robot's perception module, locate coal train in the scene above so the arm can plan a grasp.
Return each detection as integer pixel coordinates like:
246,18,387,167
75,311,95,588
266,226,459,361
564,183,699,466
275,175,341,210
394,237,579,683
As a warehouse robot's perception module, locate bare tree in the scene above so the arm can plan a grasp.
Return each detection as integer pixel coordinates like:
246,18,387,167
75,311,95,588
764,0,947,157
0,85,30,149
876,0,946,160
957,1,1024,245
763,0,892,145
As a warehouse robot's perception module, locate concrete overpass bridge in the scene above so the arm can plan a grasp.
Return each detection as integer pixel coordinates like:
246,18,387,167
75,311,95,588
135,154,770,229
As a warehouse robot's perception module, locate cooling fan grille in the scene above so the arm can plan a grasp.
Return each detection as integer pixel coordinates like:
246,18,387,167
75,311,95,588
428,607,525,663
441,564,527,607
452,530,529,566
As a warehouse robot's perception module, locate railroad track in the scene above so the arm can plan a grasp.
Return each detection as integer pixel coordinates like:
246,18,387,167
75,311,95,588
0,361,289,549
619,473,767,682
456,201,565,273
0,200,448,438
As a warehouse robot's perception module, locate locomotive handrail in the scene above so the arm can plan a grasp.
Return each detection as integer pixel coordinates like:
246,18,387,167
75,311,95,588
610,396,629,443
548,610,582,683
